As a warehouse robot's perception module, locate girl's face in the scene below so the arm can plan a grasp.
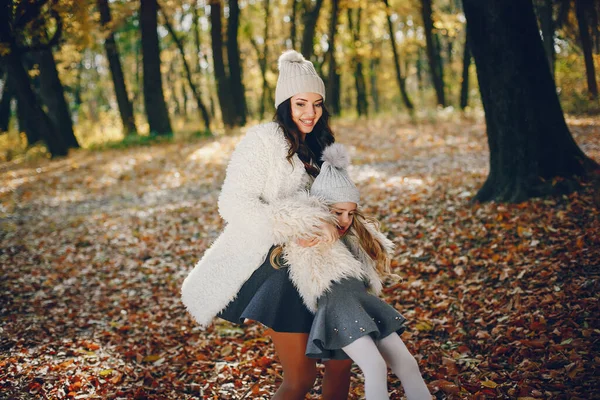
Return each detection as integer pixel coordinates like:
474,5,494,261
290,93,323,138
331,202,357,236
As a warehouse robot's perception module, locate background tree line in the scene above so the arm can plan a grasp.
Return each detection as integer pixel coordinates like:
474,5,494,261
0,0,599,201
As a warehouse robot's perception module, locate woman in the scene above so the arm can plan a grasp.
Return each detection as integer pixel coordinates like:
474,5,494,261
181,50,352,399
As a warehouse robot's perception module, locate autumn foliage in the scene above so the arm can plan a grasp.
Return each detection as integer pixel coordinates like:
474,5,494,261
1,117,598,399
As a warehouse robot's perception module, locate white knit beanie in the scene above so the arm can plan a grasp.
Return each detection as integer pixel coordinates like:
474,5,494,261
310,144,360,205
275,50,326,109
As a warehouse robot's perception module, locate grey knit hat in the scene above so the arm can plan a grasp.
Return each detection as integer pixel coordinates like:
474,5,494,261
310,144,360,205
275,50,326,109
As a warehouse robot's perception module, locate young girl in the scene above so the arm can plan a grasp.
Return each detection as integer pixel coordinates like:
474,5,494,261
274,144,431,400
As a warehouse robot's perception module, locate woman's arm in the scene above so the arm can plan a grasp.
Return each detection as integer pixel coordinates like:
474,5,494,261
217,129,335,244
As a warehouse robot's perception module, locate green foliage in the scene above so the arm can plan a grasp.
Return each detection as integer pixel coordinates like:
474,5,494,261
556,53,600,115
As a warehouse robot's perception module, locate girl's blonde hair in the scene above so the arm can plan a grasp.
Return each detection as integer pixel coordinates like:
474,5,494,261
270,208,392,277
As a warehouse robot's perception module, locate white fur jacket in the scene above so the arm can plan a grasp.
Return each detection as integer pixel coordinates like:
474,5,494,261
283,220,395,312
181,122,335,327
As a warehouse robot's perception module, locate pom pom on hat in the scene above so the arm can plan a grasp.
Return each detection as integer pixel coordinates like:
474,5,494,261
321,143,350,169
278,50,306,70
275,50,326,108
310,144,360,205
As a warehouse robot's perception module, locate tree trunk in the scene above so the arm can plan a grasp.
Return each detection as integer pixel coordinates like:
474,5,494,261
250,0,271,120
226,0,247,126
140,0,173,135
575,0,598,99
459,27,471,110
159,4,211,131
73,60,83,113
590,2,600,54
416,46,424,93
348,7,367,116
3,51,66,155
537,0,556,78
209,0,236,127
463,0,598,203
290,0,299,49
34,48,80,149
383,0,414,110
326,0,340,116
0,73,13,132
421,0,446,106
97,0,138,136
300,0,325,59
369,53,380,114
192,1,203,74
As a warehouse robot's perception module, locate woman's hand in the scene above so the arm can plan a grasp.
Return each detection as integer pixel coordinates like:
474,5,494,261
296,223,338,247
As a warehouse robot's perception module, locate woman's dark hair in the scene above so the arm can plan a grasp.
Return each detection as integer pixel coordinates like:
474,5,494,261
274,98,335,177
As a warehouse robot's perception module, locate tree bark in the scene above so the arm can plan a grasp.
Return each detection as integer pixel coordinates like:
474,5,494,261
159,4,211,131
290,0,299,49
97,0,138,136
300,0,325,59
34,48,80,149
348,7,367,116
140,0,173,135
209,0,236,127
537,0,556,78
3,51,66,155
421,0,446,106
383,0,413,110
575,0,598,99
192,1,203,74
463,0,598,203
459,27,471,110
369,53,380,114
326,0,340,116
226,0,247,125
0,73,13,132
249,0,271,120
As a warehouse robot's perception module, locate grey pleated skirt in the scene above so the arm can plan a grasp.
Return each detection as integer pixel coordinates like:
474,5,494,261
217,246,315,333
305,278,407,360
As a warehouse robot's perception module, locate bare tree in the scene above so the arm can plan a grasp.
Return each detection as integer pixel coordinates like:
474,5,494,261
300,0,325,59
140,0,173,135
159,3,211,131
97,0,138,136
420,0,446,106
383,0,414,110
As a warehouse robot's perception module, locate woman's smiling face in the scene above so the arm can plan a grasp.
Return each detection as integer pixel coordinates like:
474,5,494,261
290,93,324,138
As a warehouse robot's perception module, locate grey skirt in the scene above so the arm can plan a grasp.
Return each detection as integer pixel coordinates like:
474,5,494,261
306,278,407,360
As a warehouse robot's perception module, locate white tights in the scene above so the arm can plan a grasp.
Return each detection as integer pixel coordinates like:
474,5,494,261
341,333,431,400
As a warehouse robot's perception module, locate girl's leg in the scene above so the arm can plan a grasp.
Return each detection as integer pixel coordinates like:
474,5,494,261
268,330,317,400
342,335,390,400
321,358,352,400
376,333,431,400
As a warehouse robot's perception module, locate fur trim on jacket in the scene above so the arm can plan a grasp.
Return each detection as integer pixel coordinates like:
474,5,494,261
181,122,333,327
283,218,394,312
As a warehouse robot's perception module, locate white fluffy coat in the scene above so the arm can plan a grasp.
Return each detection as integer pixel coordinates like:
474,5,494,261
181,122,333,327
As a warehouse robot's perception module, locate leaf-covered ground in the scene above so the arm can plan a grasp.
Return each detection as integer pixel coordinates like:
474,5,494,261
1,116,599,399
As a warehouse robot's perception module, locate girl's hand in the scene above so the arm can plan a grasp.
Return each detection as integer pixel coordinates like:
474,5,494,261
296,223,339,247
296,237,320,247
318,222,339,244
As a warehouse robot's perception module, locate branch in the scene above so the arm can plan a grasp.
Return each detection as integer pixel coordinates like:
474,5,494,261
15,8,63,52
13,0,52,30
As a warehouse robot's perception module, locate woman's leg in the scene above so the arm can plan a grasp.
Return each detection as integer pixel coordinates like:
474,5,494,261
268,330,317,400
342,335,390,400
376,333,431,400
321,358,352,400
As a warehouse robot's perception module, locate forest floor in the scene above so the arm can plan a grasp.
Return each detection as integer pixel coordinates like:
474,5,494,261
1,116,599,399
